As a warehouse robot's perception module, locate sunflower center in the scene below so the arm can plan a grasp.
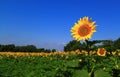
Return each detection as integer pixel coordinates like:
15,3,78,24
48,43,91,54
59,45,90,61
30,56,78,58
99,49,105,55
78,24,91,36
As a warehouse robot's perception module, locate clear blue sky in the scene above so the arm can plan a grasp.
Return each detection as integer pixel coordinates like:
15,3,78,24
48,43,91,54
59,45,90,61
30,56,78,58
0,0,120,50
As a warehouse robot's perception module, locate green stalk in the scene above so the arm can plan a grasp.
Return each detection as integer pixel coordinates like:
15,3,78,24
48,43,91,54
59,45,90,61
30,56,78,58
85,40,91,73
85,40,95,77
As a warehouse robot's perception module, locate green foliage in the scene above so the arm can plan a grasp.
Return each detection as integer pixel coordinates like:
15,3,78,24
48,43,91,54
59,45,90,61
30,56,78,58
94,70,112,77
0,55,59,77
52,49,56,52
0,44,56,52
0,44,15,51
64,38,120,52
55,67,73,77
73,70,89,77
0,53,120,77
101,40,116,52
64,40,85,51
114,38,120,49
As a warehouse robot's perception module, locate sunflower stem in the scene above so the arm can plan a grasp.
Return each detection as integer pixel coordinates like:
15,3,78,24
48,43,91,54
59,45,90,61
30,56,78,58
85,40,93,76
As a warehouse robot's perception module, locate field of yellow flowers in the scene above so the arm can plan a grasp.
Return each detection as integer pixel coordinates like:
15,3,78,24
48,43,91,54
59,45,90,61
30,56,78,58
0,49,120,77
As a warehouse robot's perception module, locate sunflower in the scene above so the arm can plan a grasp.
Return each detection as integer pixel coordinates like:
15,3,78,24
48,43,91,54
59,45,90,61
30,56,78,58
97,48,106,56
71,16,96,41
111,51,116,55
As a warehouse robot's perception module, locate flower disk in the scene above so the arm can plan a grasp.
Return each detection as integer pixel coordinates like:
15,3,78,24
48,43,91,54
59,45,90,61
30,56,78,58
71,16,96,41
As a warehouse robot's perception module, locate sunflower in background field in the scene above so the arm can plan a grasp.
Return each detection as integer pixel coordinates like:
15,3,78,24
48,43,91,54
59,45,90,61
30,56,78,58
97,48,106,56
71,16,96,41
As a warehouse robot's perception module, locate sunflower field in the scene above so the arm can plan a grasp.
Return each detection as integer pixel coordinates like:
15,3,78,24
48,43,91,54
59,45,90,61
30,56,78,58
0,49,120,77
0,16,120,77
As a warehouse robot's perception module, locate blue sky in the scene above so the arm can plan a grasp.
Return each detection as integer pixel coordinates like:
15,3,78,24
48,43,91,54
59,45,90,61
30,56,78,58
0,0,120,51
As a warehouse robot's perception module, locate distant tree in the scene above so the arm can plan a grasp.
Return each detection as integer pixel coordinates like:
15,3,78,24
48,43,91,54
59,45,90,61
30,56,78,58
98,40,115,52
0,45,1,51
114,38,120,49
0,44,15,51
45,49,51,53
25,45,37,52
0,45,5,51
0,44,55,52
51,49,56,52
64,40,113,52
5,44,15,51
14,46,27,52
14,46,21,52
64,40,85,51
37,48,45,52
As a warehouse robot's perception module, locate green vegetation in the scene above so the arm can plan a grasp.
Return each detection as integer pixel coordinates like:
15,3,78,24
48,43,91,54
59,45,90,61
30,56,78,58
0,55,79,77
0,44,56,52
64,38,120,52
0,37,120,52
0,52,120,77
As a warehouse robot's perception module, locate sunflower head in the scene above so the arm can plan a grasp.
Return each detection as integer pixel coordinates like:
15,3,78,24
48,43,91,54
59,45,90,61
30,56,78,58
71,16,96,41
111,51,116,55
97,48,106,56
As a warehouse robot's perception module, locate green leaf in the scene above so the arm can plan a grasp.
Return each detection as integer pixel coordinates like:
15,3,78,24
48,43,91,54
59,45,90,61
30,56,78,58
94,69,112,77
73,70,89,77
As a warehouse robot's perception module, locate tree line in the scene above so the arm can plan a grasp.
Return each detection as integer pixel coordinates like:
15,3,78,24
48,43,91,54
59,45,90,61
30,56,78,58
64,38,120,52
0,37,120,52
0,44,56,52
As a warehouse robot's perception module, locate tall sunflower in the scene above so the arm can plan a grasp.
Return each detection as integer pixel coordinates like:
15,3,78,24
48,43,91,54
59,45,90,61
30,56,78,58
71,16,96,41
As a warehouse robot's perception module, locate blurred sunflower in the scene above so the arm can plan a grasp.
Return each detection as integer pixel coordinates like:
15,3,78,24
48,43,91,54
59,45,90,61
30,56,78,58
71,16,96,41
97,48,106,56
111,51,116,55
